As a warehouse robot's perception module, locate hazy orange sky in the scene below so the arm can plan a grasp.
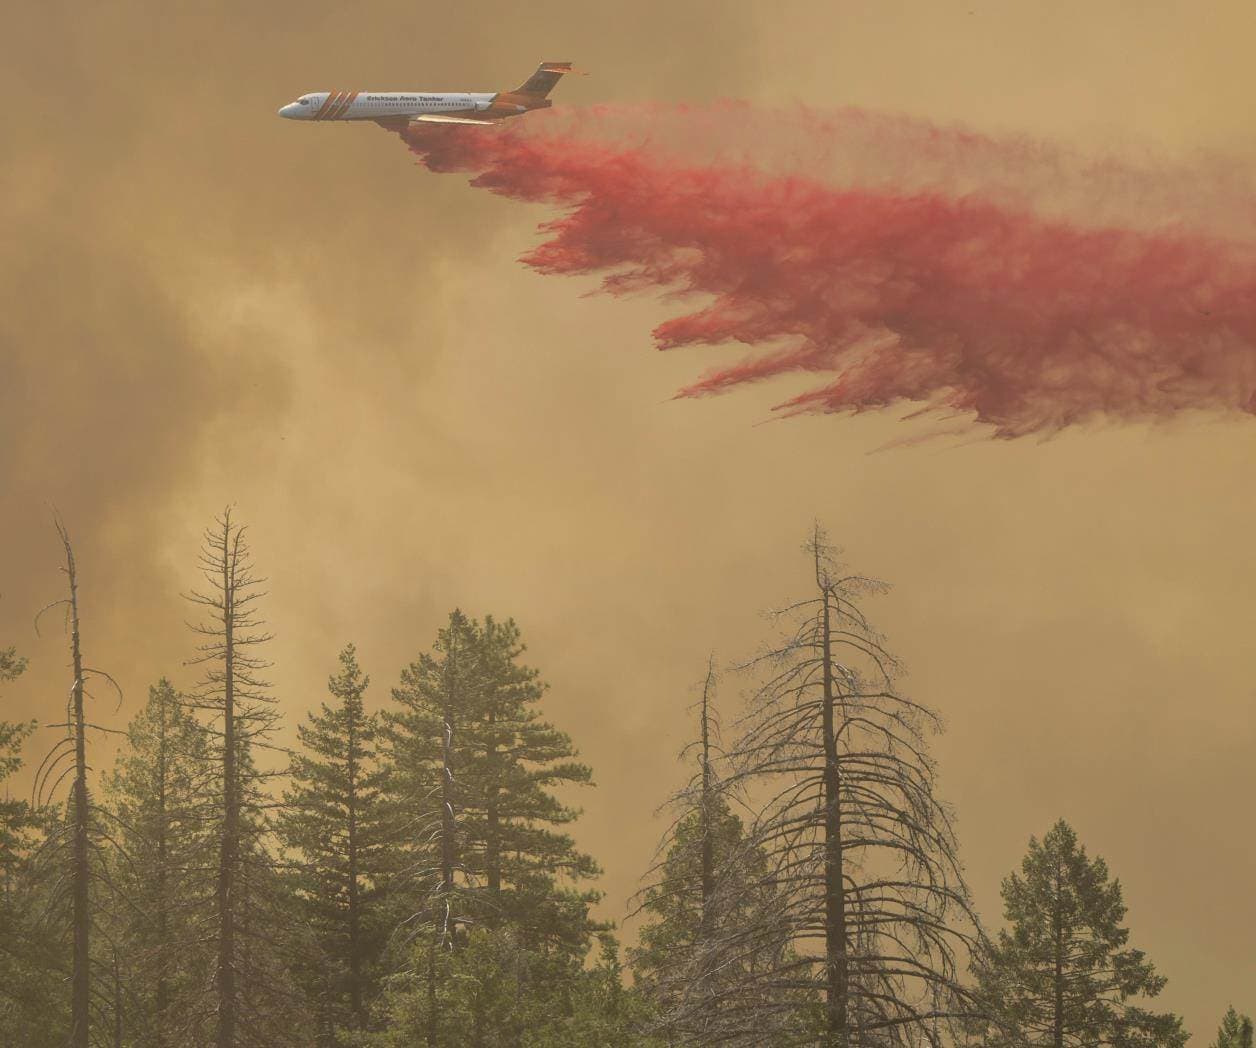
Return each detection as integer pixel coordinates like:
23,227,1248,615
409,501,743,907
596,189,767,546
3,2,1255,1040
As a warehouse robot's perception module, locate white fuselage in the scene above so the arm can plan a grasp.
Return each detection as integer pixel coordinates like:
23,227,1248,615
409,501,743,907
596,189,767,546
278,91,499,121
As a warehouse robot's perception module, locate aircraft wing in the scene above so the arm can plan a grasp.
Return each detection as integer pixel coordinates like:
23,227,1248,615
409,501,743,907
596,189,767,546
411,114,498,126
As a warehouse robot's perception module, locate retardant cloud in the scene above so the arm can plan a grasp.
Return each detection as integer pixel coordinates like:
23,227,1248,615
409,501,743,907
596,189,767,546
400,106,1256,438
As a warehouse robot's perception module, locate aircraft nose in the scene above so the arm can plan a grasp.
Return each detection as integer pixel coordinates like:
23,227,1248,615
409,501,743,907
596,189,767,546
278,102,300,119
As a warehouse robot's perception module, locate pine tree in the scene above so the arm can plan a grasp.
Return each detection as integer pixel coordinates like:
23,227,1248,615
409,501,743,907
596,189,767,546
0,647,34,883
366,927,661,1048
0,647,70,1047
280,643,388,1042
1211,1007,1254,1048
460,615,600,953
556,932,664,1048
972,819,1188,1047
632,661,811,1044
382,610,480,960
632,801,809,1043
379,610,603,1041
384,612,600,949
102,679,216,1047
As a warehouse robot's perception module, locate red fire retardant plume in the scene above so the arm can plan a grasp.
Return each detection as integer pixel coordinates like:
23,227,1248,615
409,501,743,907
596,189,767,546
397,106,1256,438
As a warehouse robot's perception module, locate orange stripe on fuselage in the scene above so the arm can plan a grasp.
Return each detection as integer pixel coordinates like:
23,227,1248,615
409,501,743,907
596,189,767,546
329,90,358,120
313,91,341,120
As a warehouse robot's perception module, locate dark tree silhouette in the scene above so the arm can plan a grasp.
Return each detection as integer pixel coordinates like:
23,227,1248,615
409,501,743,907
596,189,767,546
184,509,305,1047
32,522,123,1048
724,527,979,1047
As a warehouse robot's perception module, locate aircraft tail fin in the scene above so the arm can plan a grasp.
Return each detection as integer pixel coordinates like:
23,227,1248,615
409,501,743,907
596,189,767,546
514,61,581,98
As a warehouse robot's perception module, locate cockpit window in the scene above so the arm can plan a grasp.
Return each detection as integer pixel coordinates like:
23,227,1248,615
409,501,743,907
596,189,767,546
299,98,310,105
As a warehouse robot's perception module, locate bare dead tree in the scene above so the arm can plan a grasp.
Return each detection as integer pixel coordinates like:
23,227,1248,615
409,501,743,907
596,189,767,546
183,508,296,1048
62,524,91,1048
698,657,718,940
717,526,981,1048
31,520,126,1048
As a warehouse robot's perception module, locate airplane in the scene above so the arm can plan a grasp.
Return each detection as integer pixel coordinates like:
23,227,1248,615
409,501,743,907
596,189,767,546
276,61,579,128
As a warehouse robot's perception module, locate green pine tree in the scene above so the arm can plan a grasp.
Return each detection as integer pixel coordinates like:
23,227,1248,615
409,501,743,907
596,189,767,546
378,611,604,1042
532,932,663,1047
459,615,600,953
1212,1007,1255,1048
632,661,814,1044
632,800,811,1043
381,608,481,961
383,611,600,955
0,649,69,1046
365,927,660,1048
0,647,34,883
280,643,389,1043
973,819,1188,1047
102,678,216,1048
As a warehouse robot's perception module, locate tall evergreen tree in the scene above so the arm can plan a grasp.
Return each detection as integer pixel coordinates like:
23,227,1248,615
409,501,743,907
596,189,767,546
460,615,600,952
971,819,1188,1047
0,645,73,1047
103,678,215,1047
380,611,603,1042
280,643,388,1043
1211,1007,1254,1048
384,612,600,951
382,610,479,960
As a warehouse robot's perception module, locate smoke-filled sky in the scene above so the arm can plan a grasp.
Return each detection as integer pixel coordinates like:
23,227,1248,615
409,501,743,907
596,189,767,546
3,1,1255,1038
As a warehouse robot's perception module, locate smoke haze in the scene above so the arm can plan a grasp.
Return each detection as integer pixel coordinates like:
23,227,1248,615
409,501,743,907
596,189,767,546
2,1,1255,1039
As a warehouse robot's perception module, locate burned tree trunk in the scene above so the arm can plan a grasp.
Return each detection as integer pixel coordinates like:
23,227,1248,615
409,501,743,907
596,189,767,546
438,693,457,949
346,703,364,1030
185,509,284,1048
216,532,238,1048
154,691,170,1048
819,583,849,1048
485,703,501,898
722,525,980,1047
61,524,91,1048
36,521,122,1047
698,658,716,940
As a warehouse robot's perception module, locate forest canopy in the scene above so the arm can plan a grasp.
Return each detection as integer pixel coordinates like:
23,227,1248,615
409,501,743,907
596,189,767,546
0,516,1229,1047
